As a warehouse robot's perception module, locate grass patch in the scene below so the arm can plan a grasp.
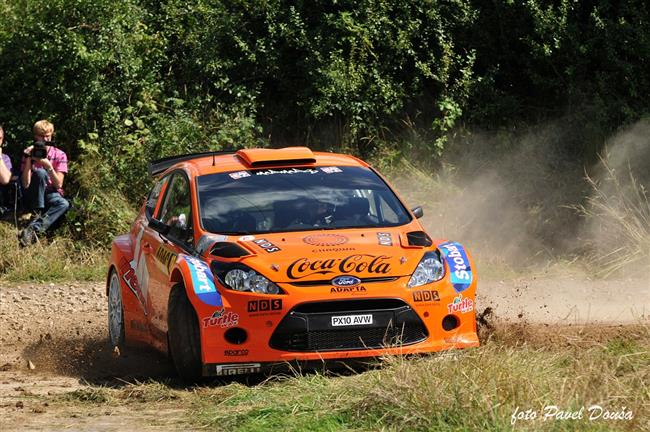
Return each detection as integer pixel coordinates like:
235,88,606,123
577,158,650,278
350,344,647,431
605,338,643,356
61,380,184,405
62,387,114,404
191,375,358,431
186,325,649,431
48,325,648,431
0,222,107,282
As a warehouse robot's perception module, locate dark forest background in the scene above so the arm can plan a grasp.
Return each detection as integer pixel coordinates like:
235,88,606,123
1,0,648,246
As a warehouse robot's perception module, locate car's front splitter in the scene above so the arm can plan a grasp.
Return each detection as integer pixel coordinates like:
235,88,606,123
202,337,479,377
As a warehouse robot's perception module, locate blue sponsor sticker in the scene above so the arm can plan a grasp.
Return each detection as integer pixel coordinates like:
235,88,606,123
438,242,473,293
181,254,223,306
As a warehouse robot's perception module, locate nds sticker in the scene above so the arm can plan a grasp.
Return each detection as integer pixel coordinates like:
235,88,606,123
252,238,281,253
438,242,472,293
181,254,223,306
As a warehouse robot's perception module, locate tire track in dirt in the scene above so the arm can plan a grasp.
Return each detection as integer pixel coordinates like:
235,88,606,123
0,282,177,431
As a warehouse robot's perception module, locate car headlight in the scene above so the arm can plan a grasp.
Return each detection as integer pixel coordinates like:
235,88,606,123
407,251,445,288
224,268,280,294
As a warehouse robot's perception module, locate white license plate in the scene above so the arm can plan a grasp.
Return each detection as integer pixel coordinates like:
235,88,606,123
331,314,373,327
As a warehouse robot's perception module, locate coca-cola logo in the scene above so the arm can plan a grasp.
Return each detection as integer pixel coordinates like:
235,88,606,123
287,254,392,279
303,234,348,246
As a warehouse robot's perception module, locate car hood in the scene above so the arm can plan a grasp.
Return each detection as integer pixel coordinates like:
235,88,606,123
232,229,429,283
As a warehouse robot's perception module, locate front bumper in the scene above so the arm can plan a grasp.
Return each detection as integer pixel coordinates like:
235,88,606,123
197,275,479,376
269,298,428,351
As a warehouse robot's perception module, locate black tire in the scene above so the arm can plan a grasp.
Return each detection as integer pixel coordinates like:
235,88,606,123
107,269,125,348
168,284,202,382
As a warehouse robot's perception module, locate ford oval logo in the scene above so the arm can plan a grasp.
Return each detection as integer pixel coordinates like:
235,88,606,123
332,276,361,287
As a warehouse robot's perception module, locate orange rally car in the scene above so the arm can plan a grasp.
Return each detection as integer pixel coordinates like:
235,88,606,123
107,147,478,380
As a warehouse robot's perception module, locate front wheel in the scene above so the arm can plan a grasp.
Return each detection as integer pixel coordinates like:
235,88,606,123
107,269,125,348
168,284,202,382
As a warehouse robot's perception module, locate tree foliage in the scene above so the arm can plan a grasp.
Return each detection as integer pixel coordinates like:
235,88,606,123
0,0,648,244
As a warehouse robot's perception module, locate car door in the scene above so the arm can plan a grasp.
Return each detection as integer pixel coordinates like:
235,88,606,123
122,176,169,344
146,171,195,344
135,177,169,311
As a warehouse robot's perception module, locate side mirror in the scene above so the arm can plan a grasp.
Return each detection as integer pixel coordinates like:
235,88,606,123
148,217,170,235
411,206,424,219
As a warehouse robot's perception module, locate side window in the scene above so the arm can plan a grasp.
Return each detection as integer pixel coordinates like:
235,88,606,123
378,196,400,223
356,189,399,224
145,177,168,219
159,173,193,245
358,189,379,220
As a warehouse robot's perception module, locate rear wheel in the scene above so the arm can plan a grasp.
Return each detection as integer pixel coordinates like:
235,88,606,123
168,284,202,382
108,269,125,348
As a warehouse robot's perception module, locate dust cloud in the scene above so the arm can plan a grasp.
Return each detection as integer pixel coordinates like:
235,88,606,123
394,120,588,267
395,119,649,269
393,118,650,323
579,120,650,278
597,119,650,187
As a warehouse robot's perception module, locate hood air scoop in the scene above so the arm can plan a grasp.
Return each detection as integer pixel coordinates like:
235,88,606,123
406,231,433,247
210,242,251,258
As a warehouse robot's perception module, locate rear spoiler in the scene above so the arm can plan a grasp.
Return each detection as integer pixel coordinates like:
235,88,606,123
148,151,235,177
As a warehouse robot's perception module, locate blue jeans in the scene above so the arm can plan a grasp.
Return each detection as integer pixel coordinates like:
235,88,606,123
23,168,70,233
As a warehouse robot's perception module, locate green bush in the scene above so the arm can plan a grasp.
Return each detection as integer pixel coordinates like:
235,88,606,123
0,0,648,246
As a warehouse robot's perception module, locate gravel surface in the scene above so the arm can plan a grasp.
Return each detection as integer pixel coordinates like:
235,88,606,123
0,275,647,431
0,282,175,431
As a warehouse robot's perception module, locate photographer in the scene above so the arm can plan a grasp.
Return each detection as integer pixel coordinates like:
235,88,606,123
0,125,11,186
0,125,13,216
19,120,70,246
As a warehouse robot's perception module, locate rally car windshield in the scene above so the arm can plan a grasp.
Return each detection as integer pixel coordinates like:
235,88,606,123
197,166,411,234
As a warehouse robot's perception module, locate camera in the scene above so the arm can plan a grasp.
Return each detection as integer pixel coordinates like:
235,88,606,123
31,141,48,159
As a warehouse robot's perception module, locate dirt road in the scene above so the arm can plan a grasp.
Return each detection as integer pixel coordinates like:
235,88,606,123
479,272,649,324
0,276,648,430
0,282,178,431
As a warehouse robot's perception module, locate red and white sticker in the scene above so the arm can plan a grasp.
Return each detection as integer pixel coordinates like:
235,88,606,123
203,308,240,328
447,294,474,314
